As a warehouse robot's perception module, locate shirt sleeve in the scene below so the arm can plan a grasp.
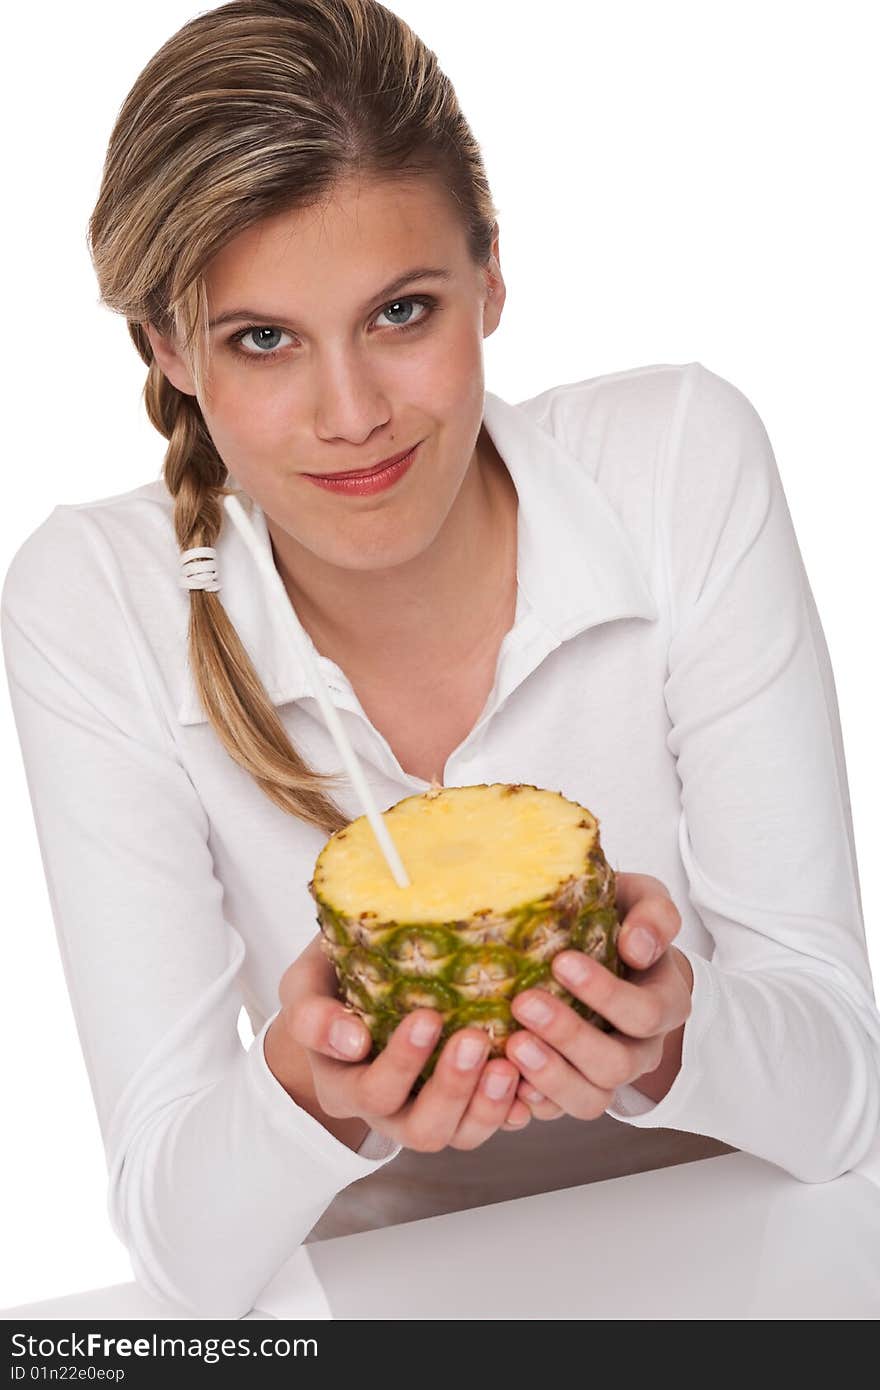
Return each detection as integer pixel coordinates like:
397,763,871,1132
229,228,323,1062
603,362,880,1182
0,504,402,1320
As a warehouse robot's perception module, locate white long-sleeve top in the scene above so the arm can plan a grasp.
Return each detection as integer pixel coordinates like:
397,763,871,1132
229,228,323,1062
2,361,878,1319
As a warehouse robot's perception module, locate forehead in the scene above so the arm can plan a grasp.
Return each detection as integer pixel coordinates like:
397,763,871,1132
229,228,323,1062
205,175,468,301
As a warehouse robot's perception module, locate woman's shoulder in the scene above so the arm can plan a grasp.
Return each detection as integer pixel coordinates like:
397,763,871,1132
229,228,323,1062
521,357,757,430
522,353,756,417
2,479,175,614
1,478,182,690
516,358,692,436
517,360,770,487
0,477,194,746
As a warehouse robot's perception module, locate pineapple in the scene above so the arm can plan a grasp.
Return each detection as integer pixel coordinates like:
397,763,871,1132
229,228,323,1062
309,782,624,1092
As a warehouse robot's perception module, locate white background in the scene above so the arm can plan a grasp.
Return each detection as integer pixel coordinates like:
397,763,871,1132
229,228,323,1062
1,0,877,1309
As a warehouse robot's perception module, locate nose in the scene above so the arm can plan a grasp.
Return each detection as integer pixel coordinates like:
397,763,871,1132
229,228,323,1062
311,347,391,445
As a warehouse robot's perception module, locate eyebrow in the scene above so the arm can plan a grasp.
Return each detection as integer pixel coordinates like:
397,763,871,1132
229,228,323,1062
208,266,453,330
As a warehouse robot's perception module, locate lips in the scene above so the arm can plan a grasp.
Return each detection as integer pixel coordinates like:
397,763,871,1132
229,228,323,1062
303,444,419,495
305,444,419,480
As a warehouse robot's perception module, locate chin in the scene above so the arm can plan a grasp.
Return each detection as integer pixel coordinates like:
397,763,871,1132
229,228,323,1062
316,515,434,572
333,535,430,572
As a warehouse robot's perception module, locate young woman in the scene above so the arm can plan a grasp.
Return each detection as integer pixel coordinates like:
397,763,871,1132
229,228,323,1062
2,0,877,1320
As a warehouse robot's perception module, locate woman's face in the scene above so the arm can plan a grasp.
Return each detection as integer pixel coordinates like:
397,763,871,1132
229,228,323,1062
148,174,504,573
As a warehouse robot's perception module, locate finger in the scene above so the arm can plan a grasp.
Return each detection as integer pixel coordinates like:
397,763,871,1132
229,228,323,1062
311,1008,443,1119
448,1060,523,1149
505,1026,613,1121
517,1081,565,1120
276,935,373,1061
390,1027,494,1152
511,974,670,1092
501,1098,533,1131
514,1001,663,1092
613,872,672,918
283,992,374,1064
549,945,687,1039
613,875,682,969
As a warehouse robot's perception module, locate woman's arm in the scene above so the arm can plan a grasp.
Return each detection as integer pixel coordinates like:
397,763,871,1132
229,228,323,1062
602,363,880,1180
0,505,398,1320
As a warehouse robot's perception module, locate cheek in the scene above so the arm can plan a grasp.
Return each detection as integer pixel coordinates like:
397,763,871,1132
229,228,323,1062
400,318,484,411
203,371,293,456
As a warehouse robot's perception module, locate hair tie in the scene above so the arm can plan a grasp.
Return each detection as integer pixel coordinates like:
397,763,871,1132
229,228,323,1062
179,546,221,591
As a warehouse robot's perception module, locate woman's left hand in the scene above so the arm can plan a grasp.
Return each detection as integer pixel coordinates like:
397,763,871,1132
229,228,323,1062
505,873,695,1121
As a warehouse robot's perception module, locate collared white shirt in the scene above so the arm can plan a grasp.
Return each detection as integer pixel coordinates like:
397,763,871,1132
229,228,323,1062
3,361,878,1320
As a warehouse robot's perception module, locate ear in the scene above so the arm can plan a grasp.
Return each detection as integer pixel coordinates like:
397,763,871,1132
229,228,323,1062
143,322,198,398
482,222,506,338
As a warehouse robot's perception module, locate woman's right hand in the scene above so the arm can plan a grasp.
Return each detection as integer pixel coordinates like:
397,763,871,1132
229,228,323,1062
270,934,534,1151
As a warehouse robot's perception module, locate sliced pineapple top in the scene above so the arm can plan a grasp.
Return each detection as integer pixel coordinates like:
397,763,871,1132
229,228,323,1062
312,783,601,919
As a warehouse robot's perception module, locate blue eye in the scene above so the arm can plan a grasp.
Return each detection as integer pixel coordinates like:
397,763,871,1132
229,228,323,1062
237,326,288,355
228,294,437,364
376,298,430,329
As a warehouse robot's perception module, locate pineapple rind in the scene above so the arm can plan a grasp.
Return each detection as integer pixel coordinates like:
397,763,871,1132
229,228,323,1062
310,783,623,1091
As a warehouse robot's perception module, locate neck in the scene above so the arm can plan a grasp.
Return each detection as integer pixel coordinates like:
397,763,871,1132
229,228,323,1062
267,426,518,680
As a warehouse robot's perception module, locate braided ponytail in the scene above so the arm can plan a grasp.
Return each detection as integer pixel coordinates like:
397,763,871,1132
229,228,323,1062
143,341,351,835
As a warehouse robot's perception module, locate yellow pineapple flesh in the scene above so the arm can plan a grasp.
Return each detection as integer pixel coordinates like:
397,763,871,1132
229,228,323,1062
309,782,624,1091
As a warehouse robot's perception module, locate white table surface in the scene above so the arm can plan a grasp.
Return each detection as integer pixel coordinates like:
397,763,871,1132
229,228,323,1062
4,1137,879,1321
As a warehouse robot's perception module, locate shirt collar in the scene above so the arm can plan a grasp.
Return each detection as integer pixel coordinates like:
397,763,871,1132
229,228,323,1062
176,387,658,725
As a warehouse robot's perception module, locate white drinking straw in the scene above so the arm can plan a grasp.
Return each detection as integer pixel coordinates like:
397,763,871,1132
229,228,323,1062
222,491,412,890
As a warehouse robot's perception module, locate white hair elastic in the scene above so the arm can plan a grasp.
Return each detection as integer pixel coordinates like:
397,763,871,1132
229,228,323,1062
179,546,221,591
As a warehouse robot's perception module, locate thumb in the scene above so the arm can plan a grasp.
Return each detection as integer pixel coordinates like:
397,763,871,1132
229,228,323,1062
279,933,372,1060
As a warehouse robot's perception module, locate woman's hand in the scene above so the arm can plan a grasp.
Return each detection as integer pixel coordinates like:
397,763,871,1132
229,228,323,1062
504,873,695,1121
267,934,534,1154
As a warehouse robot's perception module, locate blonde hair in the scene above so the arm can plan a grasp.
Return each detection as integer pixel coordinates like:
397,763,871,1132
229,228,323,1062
87,0,499,836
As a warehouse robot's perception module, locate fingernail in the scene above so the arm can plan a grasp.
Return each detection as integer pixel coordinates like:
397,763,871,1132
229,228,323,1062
455,1035,486,1070
330,1018,366,1056
512,1037,548,1070
409,1015,440,1048
516,994,554,1026
483,1071,514,1100
627,926,658,966
554,952,590,986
